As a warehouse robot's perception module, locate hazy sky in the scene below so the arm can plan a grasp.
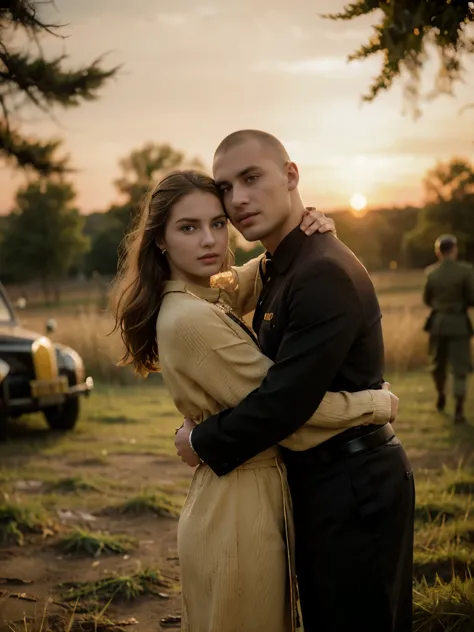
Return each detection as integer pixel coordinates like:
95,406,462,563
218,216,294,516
1,0,473,214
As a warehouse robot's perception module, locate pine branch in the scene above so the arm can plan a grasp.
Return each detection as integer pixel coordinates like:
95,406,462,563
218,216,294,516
0,122,70,175
324,0,474,111
0,0,119,175
0,0,63,36
0,49,119,109
321,0,381,21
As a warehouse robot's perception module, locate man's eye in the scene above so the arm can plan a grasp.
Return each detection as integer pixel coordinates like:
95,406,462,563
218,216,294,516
246,175,259,183
219,185,231,194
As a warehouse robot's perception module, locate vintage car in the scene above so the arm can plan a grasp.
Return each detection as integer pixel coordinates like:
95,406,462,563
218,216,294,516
0,281,93,431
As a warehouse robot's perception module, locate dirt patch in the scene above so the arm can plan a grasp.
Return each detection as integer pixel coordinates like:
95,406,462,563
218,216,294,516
1,412,192,632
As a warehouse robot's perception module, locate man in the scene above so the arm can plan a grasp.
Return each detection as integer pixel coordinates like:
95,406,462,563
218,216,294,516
423,234,474,423
175,130,414,632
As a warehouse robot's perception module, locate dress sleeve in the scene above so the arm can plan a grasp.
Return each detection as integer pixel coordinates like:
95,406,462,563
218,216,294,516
210,255,264,317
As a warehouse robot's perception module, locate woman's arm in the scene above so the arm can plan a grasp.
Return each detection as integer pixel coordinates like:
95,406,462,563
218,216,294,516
170,306,393,450
280,389,392,451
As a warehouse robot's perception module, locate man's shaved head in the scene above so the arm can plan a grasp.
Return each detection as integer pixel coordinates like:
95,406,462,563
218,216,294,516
214,129,290,165
212,129,302,250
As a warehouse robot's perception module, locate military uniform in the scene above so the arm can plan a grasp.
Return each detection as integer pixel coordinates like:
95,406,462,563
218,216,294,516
423,258,474,420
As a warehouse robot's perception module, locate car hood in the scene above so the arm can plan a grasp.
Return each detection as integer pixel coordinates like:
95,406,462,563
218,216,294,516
0,323,44,347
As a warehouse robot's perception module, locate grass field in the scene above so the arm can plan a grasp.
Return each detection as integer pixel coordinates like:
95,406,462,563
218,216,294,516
2,270,474,630
1,373,474,631
8,269,435,385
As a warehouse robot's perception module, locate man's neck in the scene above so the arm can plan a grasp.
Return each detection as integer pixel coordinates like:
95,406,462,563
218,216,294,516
261,200,306,255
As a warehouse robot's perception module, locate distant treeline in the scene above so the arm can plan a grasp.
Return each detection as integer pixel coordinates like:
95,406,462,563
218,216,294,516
1,147,473,296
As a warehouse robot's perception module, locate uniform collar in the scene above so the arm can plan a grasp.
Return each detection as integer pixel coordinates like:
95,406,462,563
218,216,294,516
266,226,306,275
162,280,222,303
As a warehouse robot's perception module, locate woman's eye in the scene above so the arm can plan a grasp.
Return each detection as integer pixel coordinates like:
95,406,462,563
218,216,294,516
213,220,226,229
181,225,196,233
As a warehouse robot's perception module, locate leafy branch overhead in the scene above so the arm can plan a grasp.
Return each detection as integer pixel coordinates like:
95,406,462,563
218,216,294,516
0,0,119,175
324,1,474,115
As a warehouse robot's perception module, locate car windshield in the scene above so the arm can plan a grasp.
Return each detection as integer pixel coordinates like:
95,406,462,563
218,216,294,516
0,291,13,322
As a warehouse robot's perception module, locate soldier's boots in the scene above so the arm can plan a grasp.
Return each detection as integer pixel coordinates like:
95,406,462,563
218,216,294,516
436,391,446,412
454,397,466,424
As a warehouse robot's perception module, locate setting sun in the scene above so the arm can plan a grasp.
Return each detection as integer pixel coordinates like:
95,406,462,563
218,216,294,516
350,193,367,212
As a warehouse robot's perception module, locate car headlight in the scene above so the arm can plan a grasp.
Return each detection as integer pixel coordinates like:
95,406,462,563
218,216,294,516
0,359,10,383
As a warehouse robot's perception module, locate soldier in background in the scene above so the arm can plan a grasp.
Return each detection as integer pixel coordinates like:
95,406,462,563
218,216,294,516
423,235,474,423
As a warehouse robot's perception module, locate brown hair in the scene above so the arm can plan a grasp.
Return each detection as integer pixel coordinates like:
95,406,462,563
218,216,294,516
112,170,223,377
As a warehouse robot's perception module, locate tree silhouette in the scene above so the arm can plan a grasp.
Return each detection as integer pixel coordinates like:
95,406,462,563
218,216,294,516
423,158,474,203
83,143,204,277
0,0,118,174
404,158,474,266
0,180,89,301
325,1,474,116
114,143,204,209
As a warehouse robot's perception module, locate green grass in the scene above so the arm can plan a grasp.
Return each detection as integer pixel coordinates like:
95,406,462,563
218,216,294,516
416,520,474,551
57,528,137,557
2,383,181,459
415,501,467,525
7,611,141,632
111,491,181,519
59,568,170,603
0,500,53,545
414,549,473,583
49,476,100,494
413,579,474,631
4,372,474,627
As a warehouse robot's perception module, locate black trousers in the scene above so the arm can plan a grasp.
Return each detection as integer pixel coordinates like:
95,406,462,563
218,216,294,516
284,436,415,632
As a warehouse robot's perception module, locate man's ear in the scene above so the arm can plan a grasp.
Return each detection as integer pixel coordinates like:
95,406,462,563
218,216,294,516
287,162,299,192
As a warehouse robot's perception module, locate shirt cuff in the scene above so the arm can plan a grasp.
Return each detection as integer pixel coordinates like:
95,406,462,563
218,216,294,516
189,429,204,463
370,389,393,424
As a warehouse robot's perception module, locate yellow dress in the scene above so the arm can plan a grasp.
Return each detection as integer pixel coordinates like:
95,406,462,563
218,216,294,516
156,258,392,632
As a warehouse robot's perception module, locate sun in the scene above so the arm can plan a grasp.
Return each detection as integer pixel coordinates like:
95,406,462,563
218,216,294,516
350,193,367,212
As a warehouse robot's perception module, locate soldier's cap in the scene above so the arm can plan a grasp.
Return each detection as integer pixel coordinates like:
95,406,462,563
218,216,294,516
435,234,458,253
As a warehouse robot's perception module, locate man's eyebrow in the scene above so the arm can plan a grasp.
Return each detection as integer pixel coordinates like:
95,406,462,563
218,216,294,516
215,166,260,187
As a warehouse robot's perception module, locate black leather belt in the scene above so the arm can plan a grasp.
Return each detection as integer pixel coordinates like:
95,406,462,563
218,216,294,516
282,423,396,467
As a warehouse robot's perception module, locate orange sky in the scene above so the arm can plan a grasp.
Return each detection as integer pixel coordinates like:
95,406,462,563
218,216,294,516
1,0,473,214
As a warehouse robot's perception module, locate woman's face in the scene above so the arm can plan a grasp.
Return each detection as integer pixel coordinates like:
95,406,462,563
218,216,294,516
162,190,229,285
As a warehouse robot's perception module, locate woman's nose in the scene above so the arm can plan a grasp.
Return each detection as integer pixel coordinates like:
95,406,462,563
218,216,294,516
201,228,216,247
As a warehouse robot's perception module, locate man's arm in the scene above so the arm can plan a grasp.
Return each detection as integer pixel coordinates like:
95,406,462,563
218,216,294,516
190,261,364,476
423,275,433,307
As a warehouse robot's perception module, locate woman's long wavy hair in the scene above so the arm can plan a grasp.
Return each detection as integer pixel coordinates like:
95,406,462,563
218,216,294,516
111,170,224,377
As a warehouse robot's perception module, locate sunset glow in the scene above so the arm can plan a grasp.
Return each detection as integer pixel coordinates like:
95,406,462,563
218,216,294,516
350,193,367,212
0,0,473,215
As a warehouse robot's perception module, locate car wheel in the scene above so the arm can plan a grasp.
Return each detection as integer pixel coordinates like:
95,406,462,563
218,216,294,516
43,398,80,431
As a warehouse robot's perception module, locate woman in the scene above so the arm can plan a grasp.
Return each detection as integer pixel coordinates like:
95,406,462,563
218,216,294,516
113,171,393,632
